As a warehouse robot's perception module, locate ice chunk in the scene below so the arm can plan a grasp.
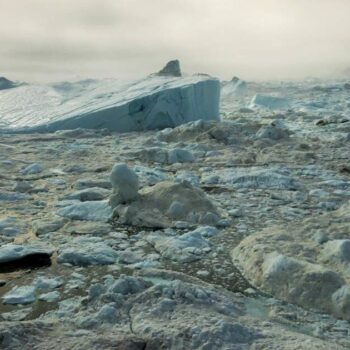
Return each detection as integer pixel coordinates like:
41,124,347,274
250,94,289,109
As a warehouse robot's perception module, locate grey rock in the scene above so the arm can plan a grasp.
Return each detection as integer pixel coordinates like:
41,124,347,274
2,286,36,305
21,163,44,175
63,187,110,201
147,230,211,262
57,237,118,266
32,218,66,235
75,178,112,190
34,276,64,289
0,243,54,264
108,275,151,295
0,191,31,201
110,163,139,204
57,200,112,222
38,291,60,302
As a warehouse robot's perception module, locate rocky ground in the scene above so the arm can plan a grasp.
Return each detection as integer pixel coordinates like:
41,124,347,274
0,78,350,349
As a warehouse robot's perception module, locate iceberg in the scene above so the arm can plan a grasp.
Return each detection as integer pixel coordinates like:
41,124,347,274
250,94,290,109
0,71,220,133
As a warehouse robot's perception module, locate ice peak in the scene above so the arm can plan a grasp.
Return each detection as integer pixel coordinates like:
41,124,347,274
157,60,182,77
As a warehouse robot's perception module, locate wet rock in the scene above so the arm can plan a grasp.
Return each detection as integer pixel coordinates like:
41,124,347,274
13,181,33,193
65,221,112,235
118,250,145,265
63,164,87,173
34,276,64,289
256,120,290,141
0,243,54,266
175,171,200,187
108,275,151,295
38,291,60,302
332,286,350,320
129,278,260,349
0,191,31,201
96,304,119,323
232,234,350,319
32,218,66,235
320,240,350,263
205,168,301,190
57,236,118,266
146,230,211,262
0,307,32,321
134,165,168,186
0,217,24,237
132,147,194,164
168,148,194,163
57,200,112,222
55,128,110,138
74,178,112,190
63,187,110,201
2,286,36,305
21,163,44,175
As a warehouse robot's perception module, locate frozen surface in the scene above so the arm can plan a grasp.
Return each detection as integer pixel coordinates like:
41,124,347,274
0,75,220,133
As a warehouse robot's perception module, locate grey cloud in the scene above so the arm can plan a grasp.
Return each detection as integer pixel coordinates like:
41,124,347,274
1,0,350,82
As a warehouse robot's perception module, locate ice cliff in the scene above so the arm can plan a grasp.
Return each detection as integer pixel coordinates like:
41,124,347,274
0,66,220,133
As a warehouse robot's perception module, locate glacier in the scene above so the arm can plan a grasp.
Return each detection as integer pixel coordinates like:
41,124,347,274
0,74,220,133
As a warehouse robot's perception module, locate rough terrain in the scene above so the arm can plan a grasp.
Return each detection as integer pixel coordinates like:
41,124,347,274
0,75,350,349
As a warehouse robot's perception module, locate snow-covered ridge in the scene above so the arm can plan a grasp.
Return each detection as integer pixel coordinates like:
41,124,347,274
0,74,220,133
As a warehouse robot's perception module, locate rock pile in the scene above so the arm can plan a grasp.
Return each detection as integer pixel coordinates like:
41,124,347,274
109,163,224,228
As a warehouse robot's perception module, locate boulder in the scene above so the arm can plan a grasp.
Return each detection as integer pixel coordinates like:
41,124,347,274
202,167,301,190
232,231,350,320
112,180,223,228
0,243,54,265
63,187,111,201
21,163,44,175
146,230,211,262
256,120,290,141
57,237,118,266
109,163,139,206
2,286,36,305
57,200,112,222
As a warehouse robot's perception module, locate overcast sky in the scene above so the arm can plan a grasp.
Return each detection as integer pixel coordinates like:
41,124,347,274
1,0,350,82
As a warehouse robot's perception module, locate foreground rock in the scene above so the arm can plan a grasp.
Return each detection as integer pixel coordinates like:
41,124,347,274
1,270,349,349
57,200,112,222
57,236,118,266
232,201,350,320
2,286,36,305
1,76,350,349
110,163,139,205
0,243,54,269
111,180,223,228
